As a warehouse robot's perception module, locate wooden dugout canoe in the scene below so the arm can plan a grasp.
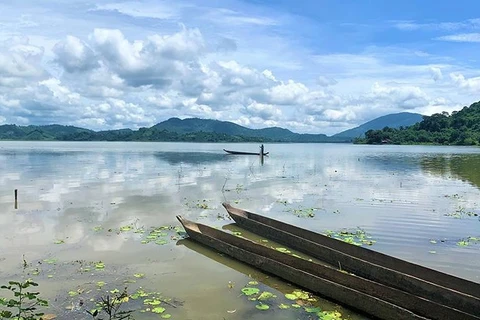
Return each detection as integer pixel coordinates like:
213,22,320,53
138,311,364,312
176,216,479,320
223,149,269,156
222,203,480,317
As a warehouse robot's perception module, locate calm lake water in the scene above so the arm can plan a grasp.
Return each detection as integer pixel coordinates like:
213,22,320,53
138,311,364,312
1,141,479,319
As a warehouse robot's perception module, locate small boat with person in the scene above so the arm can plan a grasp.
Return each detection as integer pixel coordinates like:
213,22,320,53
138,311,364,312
223,144,269,156
223,149,269,155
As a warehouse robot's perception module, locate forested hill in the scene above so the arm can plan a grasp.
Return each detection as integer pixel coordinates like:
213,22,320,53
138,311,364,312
357,101,480,145
333,112,423,138
0,118,349,143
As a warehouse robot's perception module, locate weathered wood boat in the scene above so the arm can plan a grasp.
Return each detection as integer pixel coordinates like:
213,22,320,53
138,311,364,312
176,216,479,320
222,203,480,317
223,149,269,155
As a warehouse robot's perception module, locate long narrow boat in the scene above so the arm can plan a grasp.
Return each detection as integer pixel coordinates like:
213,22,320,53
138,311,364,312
176,216,437,320
223,149,269,156
223,203,480,317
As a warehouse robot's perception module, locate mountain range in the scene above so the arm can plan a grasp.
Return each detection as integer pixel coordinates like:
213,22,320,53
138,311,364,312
0,112,424,143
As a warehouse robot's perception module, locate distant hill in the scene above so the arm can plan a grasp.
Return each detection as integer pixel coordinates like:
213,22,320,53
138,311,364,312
153,117,346,142
334,112,424,139
0,118,349,143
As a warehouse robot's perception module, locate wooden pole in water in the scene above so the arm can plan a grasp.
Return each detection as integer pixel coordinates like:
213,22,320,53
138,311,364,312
260,144,264,165
14,189,18,209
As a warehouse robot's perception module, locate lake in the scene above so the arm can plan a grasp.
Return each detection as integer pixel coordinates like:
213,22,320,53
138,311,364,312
1,141,479,320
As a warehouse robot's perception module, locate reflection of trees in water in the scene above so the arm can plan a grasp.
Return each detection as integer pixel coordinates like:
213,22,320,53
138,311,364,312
154,152,229,165
420,154,480,189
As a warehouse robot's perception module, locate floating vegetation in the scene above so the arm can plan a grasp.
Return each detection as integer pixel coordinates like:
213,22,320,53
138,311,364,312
241,287,260,296
287,207,319,218
43,258,58,265
444,207,479,219
64,280,181,319
457,237,480,247
324,228,376,246
53,239,65,245
184,198,212,210
444,194,462,199
239,282,345,318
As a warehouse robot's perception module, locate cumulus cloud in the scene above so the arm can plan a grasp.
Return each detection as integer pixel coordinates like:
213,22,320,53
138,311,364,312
0,0,479,135
450,73,480,92
53,35,98,72
429,67,443,81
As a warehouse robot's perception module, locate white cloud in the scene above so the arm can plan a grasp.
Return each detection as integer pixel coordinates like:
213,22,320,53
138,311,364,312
95,2,180,20
317,76,338,87
53,35,98,72
0,1,479,135
450,73,480,92
429,67,443,81
435,33,480,43
392,19,480,31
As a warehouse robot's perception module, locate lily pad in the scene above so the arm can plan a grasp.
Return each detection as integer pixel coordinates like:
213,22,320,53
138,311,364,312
255,303,269,310
152,307,166,314
161,314,171,319
278,303,290,309
95,262,105,269
241,287,260,296
257,291,275,301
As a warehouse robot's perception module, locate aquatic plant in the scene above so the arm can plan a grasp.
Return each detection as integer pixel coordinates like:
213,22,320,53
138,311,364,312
0,279,48,320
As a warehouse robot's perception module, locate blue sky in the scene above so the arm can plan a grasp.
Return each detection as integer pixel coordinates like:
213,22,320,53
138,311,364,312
0,0,479,134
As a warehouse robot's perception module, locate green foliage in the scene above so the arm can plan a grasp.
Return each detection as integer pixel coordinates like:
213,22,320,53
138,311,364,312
358,102,480,146
86,287,135,320
0,279,48,320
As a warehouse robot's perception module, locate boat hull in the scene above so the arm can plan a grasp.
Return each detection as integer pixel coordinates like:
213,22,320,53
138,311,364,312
176,216,434,320
223,149,269,155
222,203,480,318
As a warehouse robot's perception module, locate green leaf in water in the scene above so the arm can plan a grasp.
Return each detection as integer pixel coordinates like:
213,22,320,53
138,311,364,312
134,273,145,278
241,287,260,296
93,226,103,232
317,310,343,320
43,258,57,264
161,314,171,319
54,239,65,244
278,303,290,309
155,239,168,245
248,281,258,286
68,291,78,297
120,225,133,232
152,307,166,314
257,291,275,301
305,307,322,313
255,303,269,310
95,262,105,269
